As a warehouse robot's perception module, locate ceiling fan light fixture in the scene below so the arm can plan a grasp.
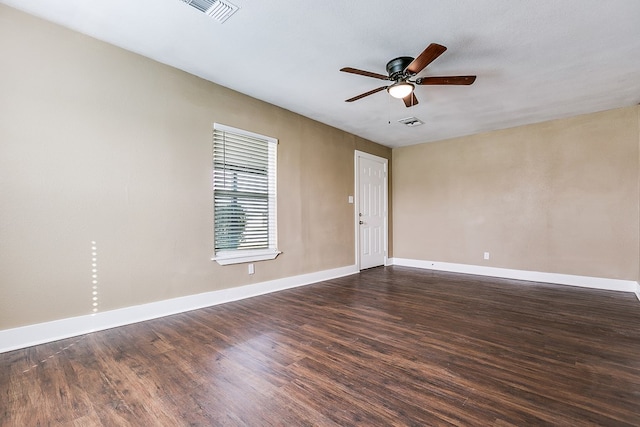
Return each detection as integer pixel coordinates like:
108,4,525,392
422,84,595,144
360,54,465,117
387,81,414,99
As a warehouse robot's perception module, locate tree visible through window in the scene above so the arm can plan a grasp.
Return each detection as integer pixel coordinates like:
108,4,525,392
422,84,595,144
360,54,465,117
212,123,279,265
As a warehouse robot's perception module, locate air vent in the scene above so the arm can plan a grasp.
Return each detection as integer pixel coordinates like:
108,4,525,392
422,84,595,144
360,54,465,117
398,117,424,127
180,0,239,23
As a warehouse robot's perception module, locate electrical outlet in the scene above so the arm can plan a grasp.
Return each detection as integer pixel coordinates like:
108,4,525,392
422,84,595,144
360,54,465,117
248,263,255,275
484,252,490,260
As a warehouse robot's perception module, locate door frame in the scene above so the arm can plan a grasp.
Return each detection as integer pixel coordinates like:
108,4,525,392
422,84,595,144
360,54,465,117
354,150,389,271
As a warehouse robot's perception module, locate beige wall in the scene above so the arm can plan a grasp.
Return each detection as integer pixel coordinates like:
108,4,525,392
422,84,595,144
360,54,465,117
0,5,391,330
637,106,640,284
393,106,640,281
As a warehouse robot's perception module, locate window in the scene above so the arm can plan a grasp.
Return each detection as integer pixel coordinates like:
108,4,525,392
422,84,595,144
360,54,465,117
212,123,279,265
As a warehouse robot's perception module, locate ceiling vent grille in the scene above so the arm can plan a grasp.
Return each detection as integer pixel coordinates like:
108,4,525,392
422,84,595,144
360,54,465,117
398,117,424,127
180,0,239,23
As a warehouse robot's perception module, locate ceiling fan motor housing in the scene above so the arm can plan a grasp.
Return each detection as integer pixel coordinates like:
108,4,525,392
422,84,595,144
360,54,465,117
386,56,414,80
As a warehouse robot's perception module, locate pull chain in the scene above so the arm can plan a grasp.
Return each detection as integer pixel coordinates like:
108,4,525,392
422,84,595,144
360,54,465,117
388,91,391,125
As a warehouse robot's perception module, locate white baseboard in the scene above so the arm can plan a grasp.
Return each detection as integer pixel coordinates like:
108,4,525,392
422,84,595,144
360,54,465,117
390,258,638,293
0,264,358,354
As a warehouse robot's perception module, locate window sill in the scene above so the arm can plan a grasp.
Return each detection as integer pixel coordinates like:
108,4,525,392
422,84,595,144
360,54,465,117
212,249,281,266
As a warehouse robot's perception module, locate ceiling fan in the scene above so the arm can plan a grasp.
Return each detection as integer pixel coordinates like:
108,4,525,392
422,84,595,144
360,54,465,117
340,43,476,107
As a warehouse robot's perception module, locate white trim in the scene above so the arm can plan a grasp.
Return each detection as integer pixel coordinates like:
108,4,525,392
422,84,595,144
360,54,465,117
213,122,277,144
353,153,360,268
0,264,358,354
635,283,640,302
212,249,281,265
390,258,638,293
354,150,389,270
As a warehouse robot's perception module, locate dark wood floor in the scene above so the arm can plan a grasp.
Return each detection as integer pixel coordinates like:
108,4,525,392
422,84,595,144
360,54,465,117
2,266,640,426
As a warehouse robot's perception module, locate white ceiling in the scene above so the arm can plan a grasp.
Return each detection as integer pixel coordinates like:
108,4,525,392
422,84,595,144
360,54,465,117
3,0,640,148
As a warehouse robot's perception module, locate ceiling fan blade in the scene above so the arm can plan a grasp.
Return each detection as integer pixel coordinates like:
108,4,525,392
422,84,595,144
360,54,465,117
340,67,389,80
405,43,447,75
345,86,388,102
403,92,419,107
416,76,477,85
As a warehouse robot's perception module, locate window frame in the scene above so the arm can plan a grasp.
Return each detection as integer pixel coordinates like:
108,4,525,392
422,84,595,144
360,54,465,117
211,123,280,266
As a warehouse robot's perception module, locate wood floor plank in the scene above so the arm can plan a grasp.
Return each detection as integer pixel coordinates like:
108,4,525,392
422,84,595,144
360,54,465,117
2,266,640,426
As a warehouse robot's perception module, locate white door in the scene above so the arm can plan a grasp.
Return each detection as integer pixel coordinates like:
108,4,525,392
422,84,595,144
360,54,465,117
356,151,387,269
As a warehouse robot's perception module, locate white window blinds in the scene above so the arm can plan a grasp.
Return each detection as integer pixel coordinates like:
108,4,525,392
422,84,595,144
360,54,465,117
212,123,279,265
